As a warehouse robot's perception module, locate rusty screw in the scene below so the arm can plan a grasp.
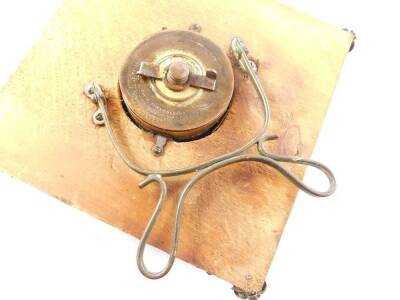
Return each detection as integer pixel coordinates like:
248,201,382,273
189,23,202,32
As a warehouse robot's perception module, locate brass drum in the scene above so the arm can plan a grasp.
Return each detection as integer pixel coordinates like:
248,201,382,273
119,30,234,141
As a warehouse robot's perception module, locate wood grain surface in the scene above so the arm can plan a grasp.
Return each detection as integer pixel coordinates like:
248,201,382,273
0,0,353,292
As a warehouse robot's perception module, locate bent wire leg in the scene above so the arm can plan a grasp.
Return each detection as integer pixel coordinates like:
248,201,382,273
136,174,177,279
257,135,336,197
231,37,336,198
150,155,336,280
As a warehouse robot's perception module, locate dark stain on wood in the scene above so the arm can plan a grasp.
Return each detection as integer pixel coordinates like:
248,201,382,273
277,125,303,156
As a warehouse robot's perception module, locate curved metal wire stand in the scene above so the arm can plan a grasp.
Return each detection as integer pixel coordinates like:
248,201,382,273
84,37,336,280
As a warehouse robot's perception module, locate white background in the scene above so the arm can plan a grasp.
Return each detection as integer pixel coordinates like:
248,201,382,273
0,1,399,299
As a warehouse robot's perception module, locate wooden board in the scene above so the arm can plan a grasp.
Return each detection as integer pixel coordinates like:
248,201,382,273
0,0,353,293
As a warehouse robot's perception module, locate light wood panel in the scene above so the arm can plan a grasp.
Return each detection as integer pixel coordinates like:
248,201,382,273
0,0,353,292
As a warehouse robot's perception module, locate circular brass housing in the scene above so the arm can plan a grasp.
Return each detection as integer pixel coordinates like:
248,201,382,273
119,30,234,141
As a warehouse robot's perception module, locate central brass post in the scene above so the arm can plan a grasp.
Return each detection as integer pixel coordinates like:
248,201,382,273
166,61,190,90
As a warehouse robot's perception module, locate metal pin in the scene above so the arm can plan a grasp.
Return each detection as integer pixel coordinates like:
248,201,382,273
151,135,167,156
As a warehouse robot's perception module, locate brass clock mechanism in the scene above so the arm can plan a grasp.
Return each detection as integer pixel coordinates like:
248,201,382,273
84,29,336,281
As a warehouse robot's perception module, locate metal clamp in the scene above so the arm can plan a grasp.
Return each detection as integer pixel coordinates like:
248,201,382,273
137,61,217,91
84,37,336,280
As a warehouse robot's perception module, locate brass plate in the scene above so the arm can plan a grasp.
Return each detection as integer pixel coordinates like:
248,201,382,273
119,30,234,141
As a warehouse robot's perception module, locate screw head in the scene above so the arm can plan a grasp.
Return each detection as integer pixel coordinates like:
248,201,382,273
151,145,163,156
189,23,202,32
95,113,103,121
249,60,258,72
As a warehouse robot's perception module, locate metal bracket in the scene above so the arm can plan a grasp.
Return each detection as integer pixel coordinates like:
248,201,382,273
151,134,168,156
84,83,105,125
137,61,217,91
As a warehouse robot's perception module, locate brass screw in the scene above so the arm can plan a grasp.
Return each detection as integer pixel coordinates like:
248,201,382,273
167,61,190,85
